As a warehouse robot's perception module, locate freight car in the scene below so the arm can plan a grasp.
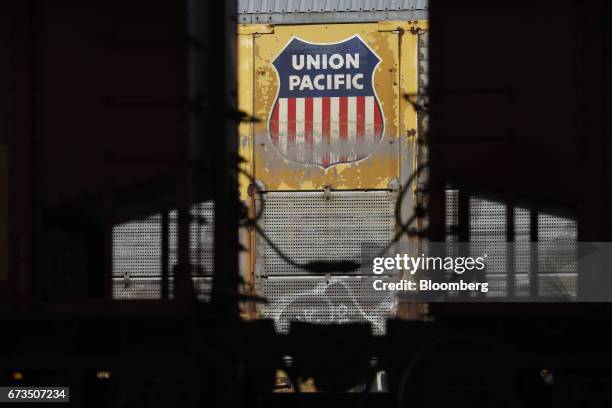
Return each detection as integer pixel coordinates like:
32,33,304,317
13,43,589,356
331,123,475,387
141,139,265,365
237,0,430,334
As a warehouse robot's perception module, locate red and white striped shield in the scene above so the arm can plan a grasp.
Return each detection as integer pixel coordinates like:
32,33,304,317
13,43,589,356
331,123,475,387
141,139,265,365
269,36,384,169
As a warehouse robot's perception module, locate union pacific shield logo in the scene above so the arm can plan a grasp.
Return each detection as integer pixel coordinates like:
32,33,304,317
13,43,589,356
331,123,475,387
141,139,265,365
269,35,384,168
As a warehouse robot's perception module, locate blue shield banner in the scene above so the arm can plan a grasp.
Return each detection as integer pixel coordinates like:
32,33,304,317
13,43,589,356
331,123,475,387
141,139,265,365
269,35,384,168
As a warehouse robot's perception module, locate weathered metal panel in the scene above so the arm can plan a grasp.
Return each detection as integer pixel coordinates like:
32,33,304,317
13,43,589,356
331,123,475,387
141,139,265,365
238,19,427,328
239,21,427,191
251,23,405,190
238,33,255,202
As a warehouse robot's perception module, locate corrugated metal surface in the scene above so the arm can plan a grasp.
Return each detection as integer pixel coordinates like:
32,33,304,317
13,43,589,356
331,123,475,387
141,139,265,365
239,0,429,13
238,0,428,23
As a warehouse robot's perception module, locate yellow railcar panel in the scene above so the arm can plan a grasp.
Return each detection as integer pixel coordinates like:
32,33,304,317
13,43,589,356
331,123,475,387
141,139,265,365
238,32,255,202
252,23,401,190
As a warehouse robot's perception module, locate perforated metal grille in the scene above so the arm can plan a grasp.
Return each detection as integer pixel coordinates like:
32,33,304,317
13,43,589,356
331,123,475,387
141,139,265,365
112,202,214,300
169,202,215,275
538,213,577,276
470,197,506,242
470,197,507,274
259,276,396,335
514,208,531,275
113,214,162,277
444,191,578,298
255,191,397,334
112,277,162,300
445,189,458,243
257,191,396,276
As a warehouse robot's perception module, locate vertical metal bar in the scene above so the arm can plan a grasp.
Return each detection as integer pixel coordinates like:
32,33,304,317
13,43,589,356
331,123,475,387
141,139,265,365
102,149,114,299
11,0,34,307
576,0,604,242
103,183,113,299
30,0,41,307
457,189,470,298
0,146,7,284
530,209,539,298
427,178,446,242
175,167,192,303
506,201,515,298
605,1,612,241
207,0,239,315
161,210,169,300
246,34,258,315
175,0,194,304
575,0,605,300
457,189,469,242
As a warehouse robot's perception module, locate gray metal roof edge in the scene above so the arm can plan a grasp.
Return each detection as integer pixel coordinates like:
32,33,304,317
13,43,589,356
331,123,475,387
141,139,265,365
238,10,428,25
238,0,429,14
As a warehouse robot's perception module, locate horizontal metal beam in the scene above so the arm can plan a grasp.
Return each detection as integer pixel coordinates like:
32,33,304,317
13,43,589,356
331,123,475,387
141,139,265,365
238,10,428,25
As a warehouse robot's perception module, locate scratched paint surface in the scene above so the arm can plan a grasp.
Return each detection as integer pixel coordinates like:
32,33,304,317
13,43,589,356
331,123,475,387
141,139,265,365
237,22,427,322
249,23,403,191
268,35,384,168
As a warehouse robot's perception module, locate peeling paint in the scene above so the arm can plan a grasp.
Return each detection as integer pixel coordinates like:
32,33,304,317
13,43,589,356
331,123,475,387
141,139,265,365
251,24,398,190
238,20,428,321
239,22,427,192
